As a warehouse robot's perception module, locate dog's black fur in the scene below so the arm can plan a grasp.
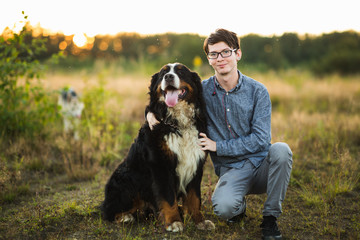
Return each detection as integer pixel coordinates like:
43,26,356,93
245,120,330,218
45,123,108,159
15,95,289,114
101,63,214,231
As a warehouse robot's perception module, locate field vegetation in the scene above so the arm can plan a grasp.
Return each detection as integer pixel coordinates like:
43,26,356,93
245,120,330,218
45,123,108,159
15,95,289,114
1,15,360,239
1,65,359,239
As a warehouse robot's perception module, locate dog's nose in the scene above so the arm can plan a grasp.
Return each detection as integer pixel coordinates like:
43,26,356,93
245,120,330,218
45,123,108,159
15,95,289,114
164,73,174,83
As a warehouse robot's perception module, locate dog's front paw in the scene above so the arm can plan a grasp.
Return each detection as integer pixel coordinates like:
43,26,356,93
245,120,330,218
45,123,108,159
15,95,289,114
115,213,135,224
196,220,216,230
166,221,184,232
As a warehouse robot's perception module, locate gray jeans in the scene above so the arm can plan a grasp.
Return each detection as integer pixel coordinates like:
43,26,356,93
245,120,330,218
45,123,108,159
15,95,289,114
211,142,293,219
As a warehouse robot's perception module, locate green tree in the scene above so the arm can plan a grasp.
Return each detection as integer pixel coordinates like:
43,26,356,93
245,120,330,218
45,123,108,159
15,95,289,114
279,33,301,65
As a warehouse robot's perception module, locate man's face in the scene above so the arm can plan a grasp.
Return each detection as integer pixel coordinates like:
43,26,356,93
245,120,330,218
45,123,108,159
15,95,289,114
207,41,241,76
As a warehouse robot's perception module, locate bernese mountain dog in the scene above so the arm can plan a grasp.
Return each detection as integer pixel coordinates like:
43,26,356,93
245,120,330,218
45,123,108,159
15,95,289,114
101,63,215,232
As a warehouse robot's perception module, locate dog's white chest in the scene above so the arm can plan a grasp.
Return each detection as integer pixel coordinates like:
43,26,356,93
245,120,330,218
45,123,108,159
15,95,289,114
165,126,205,194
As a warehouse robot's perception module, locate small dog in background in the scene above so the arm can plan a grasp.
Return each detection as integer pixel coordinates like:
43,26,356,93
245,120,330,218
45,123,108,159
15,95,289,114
58,88,84,140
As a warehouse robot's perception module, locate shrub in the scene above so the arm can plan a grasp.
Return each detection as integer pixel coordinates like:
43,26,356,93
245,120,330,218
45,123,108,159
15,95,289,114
0,12,59,141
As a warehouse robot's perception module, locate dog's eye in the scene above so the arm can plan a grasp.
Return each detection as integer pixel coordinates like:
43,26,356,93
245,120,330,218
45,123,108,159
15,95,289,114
161,66,169,74
175,69,183,77
160,68,170,77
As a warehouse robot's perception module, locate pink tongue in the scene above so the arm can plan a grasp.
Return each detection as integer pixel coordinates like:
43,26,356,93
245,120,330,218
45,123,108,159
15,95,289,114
165,90,180,107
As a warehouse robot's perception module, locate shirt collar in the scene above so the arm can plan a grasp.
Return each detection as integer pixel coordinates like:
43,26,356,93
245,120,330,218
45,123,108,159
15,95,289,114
213,70,243,93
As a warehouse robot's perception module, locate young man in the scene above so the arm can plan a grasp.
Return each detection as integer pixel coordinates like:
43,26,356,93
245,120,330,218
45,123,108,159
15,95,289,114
147,29,293,240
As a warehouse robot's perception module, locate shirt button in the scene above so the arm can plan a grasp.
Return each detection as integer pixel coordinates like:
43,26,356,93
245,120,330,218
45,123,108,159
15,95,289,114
226,93,229,96
227,108,230,112
228,125,231,128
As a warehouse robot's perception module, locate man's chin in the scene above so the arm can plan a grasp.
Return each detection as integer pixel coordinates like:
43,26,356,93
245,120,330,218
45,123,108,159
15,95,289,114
217,69,231,76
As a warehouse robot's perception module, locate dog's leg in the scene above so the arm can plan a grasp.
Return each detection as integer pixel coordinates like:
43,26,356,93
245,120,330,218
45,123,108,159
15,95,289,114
184,188,215,231
114,198,145,224
150,157,184,231
159,200,183,232
196,220,216,231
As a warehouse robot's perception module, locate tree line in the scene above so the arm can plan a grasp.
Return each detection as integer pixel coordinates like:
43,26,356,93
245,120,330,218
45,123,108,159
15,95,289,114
2,24,360,75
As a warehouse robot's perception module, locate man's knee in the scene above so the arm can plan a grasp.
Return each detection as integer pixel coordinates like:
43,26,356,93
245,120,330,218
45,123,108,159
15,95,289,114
212,195,245,220
269,142,292,165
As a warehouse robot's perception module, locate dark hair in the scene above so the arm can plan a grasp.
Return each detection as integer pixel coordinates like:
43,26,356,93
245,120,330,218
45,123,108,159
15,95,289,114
203,28,240,54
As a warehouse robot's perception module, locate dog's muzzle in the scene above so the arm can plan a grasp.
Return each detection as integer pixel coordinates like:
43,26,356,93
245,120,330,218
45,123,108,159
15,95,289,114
162,86,188,107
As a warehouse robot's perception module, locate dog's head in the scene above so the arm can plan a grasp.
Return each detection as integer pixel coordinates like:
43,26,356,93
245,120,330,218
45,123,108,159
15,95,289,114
60,88,78,103
58,88,84,118
149,63,203,108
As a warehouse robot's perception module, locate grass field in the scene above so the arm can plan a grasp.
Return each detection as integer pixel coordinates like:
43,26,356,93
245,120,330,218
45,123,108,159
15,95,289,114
1,68,360,239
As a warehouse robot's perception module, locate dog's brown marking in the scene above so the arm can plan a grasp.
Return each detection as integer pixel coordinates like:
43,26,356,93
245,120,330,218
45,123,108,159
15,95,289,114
162,65,169,71
159,200,182,226
160,141,175,159
179,81,194,101
183,188,204,224
156,84,162,97
114,196,145,222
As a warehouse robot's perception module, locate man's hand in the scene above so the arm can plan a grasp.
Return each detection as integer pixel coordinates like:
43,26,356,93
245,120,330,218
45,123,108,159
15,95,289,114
199,133,216,152
146,112,160,130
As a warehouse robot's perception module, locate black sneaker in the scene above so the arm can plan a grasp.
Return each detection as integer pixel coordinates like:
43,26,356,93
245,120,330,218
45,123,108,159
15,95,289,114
227,210,246,224
260,216,282,240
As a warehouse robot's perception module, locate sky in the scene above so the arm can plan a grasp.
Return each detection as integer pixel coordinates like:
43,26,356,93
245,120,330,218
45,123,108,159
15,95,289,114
1,0,359,38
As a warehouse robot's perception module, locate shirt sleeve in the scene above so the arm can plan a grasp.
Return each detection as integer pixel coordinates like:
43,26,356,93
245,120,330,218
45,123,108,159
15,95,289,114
216,88,272,157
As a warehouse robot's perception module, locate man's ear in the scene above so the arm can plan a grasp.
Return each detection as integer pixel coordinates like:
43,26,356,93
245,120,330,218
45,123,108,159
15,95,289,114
236,49,242,61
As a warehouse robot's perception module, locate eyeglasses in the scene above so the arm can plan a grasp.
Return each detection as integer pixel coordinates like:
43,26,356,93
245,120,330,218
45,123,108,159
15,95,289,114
207,49,237,59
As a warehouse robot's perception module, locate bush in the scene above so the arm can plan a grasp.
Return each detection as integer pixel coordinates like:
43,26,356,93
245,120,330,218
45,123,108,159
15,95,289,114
0,12,59,140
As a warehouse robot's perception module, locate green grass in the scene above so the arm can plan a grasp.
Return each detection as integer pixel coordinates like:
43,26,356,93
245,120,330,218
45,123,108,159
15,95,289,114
0,69,360,239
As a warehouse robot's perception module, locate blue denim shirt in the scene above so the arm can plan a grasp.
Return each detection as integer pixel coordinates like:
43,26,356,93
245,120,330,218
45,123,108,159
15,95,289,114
202,71,271,176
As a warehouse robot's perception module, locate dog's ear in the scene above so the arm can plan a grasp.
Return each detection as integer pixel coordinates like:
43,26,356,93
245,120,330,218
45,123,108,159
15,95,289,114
148,71,163,107
147,71,167,120
149,72,160,93
191,71,207,128
191,71,203,96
